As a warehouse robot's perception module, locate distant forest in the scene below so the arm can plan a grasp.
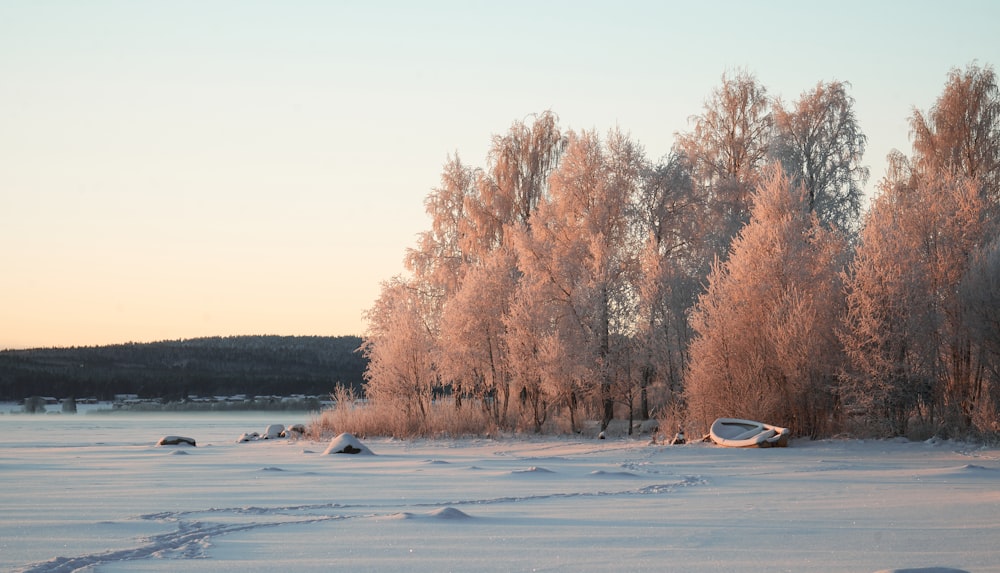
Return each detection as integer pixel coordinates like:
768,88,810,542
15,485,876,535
0,335,366,402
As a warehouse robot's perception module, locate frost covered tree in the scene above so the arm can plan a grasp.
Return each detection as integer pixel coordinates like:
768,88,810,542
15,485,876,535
512,128,645,431
840,64,997,438
405,155,478,298
771,80,869,234
959,238,1000,435
383,113,566,430
676,69,772,257
464,111,566,253
841,157,986,436
437,247,518,424
503,275,554,432
685,166,848,437
361,277,438,422
840,159,936,436
901,62,999,435
632,152,703,421
910,63,1000,219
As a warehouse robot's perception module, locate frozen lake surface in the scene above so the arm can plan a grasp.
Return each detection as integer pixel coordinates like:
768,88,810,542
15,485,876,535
1,408,998,572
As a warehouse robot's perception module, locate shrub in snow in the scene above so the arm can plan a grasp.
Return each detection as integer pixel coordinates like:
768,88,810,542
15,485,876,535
638,419,659,434
322,432,373,455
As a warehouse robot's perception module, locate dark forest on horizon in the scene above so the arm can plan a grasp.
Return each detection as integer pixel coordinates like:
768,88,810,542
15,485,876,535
0,335,366,403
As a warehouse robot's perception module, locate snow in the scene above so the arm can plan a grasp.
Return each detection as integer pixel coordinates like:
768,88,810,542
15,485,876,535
1,409,998,572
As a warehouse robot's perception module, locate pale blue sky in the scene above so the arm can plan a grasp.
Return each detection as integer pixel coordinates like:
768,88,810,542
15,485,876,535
2,1,998,348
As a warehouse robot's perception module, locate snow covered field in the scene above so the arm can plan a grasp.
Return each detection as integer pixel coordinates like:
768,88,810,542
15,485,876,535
1,408,998,572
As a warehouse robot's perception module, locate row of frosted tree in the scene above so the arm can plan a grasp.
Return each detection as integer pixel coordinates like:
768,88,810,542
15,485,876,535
360,63,1000,440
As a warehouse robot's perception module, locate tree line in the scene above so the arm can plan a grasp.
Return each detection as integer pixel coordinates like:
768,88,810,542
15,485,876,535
0,335,366,403
359,63,1000,440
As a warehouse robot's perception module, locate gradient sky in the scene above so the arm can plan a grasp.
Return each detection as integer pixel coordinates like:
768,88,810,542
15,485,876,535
2,1,998,349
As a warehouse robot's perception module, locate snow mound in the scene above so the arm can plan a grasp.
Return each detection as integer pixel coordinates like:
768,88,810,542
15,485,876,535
322,432,374,455
589,470,639,478
391,507,472,520
156,435,196,447
958,464,997,473
875,567,969,573
168,449,190,456
923,464,1000,480
511,466,554,474
428,507,472,519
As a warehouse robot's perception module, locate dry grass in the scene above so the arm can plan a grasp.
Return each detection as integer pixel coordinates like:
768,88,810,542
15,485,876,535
308,386,500,440
308,385,668,440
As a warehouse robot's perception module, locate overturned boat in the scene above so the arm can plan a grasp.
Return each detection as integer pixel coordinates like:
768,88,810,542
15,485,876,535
710,418,790,448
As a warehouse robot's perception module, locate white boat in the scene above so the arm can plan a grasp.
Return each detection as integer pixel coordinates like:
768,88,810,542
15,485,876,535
709,418,790,448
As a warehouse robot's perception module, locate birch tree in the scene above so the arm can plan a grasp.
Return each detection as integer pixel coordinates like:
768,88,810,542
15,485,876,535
437,247,518,424
771,80,869,234
361,277,438,422
911,63,1000,218
675,69,772,257
464,111,566,253
503,274,553,432
960,238,1000,435
633,152,702,420
513,128,645,431
405,155,478,298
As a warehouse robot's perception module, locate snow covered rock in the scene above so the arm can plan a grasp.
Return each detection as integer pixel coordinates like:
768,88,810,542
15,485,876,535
156,435,196,447
670,429,686,445
262,424,284,439
236,432,259,443
237,424,304,442
281,424,306,438
322,432,373,455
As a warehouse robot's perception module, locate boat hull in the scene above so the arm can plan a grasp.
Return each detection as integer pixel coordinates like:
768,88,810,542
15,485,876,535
710,418,790,448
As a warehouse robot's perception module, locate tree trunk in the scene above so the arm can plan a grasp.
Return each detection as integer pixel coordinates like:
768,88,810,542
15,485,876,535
640,369,651,420
627,394,634,436
568,395,577,434
600,285,614,431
